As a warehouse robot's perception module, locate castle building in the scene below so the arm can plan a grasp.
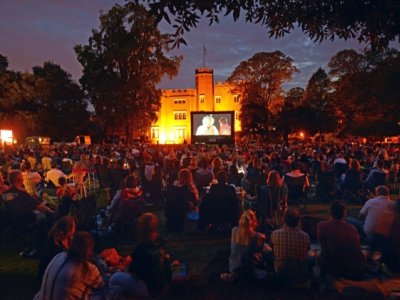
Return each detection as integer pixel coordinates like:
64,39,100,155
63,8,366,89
149,68,242,144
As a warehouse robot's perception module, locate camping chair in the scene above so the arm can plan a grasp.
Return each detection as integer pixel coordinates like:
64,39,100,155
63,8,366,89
364,172,388,197
284,175,308,211
315,172,336,203
256,184,282,229
198,190,239,232
115,195,143,236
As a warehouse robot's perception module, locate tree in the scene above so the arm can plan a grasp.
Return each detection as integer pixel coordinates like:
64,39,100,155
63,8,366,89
0,54,8,72
228,51,298,138
135,0,400,49
277,87,304,142
75,3,181,141
302,68,338,136
0,63,41,138
328,48,400,136
32,62,90,140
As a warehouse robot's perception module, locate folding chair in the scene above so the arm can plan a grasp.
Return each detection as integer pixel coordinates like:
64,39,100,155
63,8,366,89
284,175,308,212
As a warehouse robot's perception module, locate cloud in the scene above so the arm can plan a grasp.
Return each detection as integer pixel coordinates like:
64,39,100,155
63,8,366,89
1,0,399,91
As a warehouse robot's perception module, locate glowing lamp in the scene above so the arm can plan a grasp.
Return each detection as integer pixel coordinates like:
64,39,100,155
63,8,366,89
0,130,13,144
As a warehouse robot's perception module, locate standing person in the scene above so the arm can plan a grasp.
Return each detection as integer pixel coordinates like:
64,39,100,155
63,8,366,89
128,213,172,297
271,207,311,285
38,216,76,279
165,168,199,231
317,201,366,280
35,232,111,300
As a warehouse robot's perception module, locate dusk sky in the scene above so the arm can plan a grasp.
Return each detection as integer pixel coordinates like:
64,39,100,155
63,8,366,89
1,0,396,91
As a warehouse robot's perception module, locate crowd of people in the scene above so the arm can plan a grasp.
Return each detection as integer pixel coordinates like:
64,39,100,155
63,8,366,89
1,139,400,298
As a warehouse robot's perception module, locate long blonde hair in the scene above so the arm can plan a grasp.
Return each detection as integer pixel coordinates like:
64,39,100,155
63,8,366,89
234,210,256,246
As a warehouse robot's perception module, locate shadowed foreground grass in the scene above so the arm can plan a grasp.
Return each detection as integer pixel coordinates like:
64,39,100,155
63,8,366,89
1,203,358,300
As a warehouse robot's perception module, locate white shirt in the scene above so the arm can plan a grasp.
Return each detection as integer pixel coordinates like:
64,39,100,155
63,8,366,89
45,168,67,187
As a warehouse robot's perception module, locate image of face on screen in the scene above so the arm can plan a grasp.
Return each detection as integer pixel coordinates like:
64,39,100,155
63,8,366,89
218,117,231,135
196,115,219,136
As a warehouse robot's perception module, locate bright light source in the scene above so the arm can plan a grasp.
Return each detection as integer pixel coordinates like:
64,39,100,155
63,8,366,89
0,130,13,144
299,131,305,138
159,132,166,144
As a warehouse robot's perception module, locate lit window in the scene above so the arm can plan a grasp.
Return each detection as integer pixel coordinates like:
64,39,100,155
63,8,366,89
175,127,186,138
215,96,221,104
174,111,187,120
151,127,159,139
199,95,205,103
174,99,186,104
233,95,241,103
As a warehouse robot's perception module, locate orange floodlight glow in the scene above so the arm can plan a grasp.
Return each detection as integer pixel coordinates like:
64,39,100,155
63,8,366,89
0,130,13,144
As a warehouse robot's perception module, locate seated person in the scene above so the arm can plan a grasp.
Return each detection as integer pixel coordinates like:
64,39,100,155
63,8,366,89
165,168,199,232
271,207,311,285
128,213,172,297
38,216,76,279
381,200,400,274
2,170,53,255
56,177,79,219
317,201,367,280
36,232,117,300
363,159,388,193
21,160,43,197
56,177,77,199
105,175,143,228
221,210,270,282
198,170,239,230
283,161,310,203
342,159,362,200
45,161,67,188
193,157,214,195
347,185,396,241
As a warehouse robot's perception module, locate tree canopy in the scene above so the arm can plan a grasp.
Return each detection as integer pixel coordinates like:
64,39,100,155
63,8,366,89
0,56,88,140
135,0,400,49
75,3,181,140
228,51,298,137
328,48,400,136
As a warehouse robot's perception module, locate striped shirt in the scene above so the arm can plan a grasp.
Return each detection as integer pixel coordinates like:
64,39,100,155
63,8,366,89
37,252,103,300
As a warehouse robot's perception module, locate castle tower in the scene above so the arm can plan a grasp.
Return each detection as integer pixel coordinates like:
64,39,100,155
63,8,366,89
195,68,214,111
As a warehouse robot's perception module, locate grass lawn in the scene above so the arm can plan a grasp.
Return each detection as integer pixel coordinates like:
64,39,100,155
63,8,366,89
0,197,370,299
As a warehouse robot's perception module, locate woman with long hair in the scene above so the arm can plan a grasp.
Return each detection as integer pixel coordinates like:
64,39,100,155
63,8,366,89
165,168,199,231
221,210,266,282
36,231,104,300
38,216,76,279
267,170,288,211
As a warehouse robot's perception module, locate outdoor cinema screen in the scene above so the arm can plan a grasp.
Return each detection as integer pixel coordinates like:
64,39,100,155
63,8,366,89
191,111,234,144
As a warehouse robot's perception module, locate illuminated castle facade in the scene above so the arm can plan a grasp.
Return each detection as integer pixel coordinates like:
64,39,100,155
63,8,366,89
149,68,242,144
